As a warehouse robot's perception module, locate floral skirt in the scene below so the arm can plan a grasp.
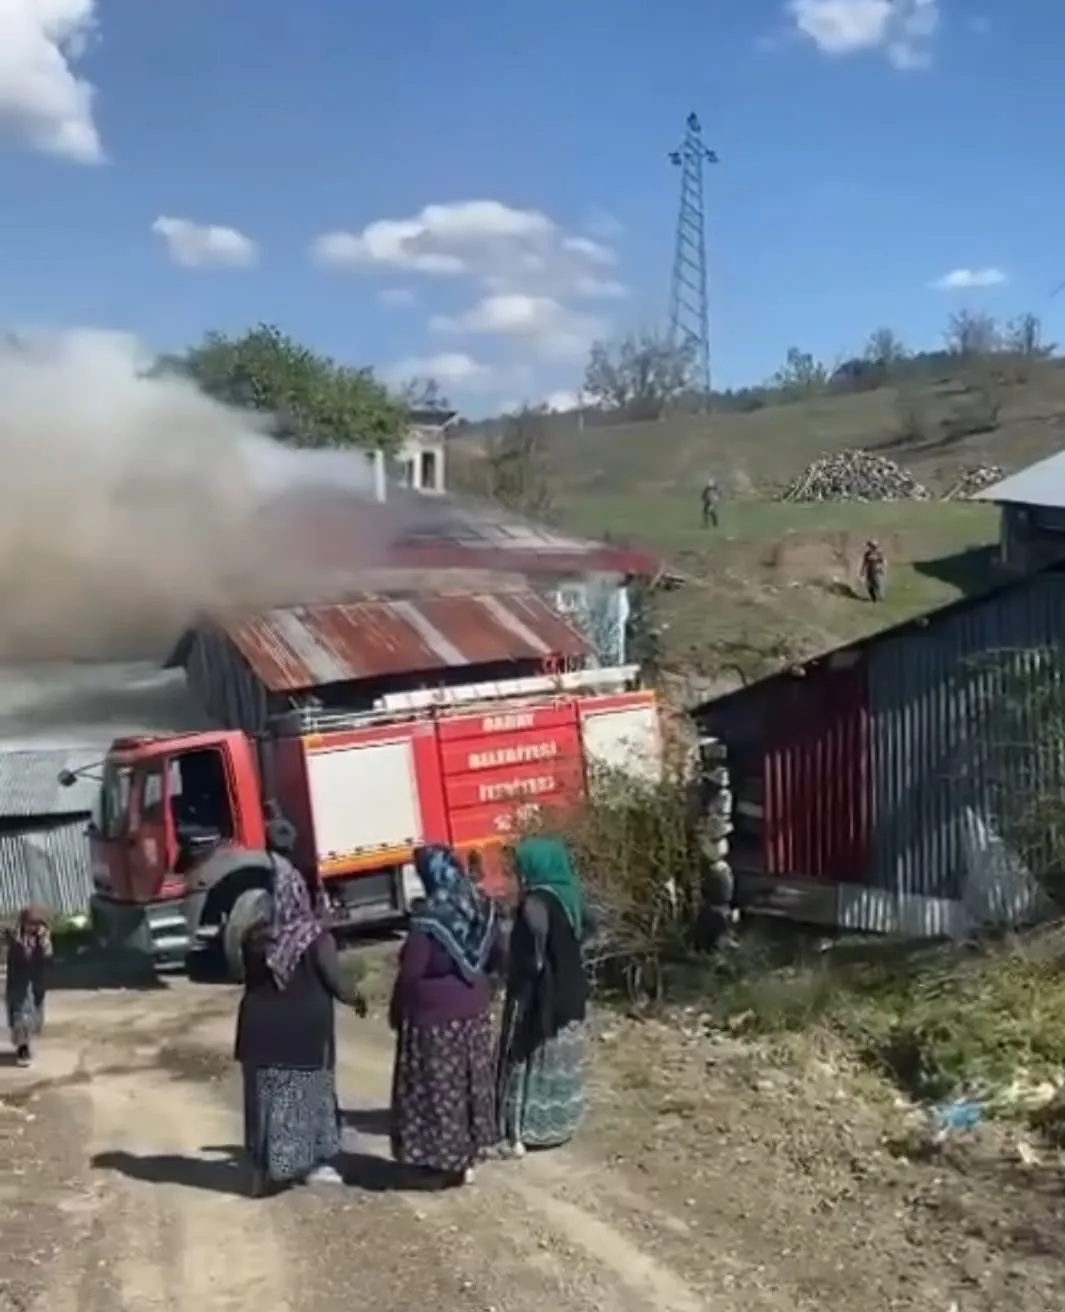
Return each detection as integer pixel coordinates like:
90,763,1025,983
390,1012,498,1173
242,1064,341,1183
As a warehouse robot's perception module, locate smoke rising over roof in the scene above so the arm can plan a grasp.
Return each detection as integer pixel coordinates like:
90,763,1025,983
0,329,393,661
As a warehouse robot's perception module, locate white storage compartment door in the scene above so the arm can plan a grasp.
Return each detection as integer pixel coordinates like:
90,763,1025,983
580,704,663,784
306,740,422,861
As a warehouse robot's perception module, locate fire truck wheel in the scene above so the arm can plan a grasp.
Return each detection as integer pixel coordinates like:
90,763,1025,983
223,887,272,983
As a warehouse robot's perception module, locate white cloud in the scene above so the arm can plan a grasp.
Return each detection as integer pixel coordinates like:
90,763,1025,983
311,198,624,306
931,267,1007,290
151,216,259,269
321,198,624,389
313,201,552,276
378,287,416,307
430,293,605,360
385,352,493,389
0,0,103,161
499,388,585,415
787,0,938,69
543,389,583,412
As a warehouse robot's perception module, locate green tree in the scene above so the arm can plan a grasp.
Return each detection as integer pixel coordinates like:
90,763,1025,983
177,324,404,451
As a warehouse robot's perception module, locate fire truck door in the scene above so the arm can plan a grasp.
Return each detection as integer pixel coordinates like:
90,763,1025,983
127,760,170,903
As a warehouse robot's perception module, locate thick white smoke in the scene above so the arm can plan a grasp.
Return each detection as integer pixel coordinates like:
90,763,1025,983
0,328,389,660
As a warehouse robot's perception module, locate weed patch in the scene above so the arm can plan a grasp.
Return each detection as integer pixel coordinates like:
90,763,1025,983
700,929,1065,1107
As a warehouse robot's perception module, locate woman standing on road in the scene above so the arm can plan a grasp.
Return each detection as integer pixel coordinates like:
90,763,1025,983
389,844,503,1189
497,836,592,1155
5,906,52,1068
235,820,368,1197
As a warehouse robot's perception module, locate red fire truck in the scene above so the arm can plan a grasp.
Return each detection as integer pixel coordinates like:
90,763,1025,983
73,661,661,978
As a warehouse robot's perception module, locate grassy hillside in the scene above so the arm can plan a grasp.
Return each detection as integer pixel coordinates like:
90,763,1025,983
456,361,1065,498
450,364,1065,696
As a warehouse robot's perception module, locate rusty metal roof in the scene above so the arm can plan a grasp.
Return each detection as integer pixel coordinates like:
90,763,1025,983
268,487,659,579
217,591,591,692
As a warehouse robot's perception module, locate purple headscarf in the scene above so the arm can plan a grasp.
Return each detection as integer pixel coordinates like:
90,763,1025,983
265,855,322,988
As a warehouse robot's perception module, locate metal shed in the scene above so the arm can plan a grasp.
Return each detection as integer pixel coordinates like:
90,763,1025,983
0,663,208,919
693,566,1065,938
168,591,592,736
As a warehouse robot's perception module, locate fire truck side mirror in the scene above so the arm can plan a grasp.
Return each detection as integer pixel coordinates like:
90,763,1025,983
57,770,78,788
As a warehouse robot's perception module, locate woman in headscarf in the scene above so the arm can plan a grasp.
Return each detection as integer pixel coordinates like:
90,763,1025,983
234,820,368,1197
389,844,503,1189
497,836,593,1155
4,906,52,1068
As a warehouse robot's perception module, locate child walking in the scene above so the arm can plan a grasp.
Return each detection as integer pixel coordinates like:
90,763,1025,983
5,907,52,1067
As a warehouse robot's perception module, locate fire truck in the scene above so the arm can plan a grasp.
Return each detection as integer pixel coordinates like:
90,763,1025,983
72,659,661,979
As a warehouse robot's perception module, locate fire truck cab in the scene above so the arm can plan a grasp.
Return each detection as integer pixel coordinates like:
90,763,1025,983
84,662,662,979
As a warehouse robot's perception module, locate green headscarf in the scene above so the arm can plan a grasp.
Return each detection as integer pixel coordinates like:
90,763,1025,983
513,836,583,931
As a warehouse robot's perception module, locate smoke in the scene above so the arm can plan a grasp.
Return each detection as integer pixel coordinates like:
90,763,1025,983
0,328,396,661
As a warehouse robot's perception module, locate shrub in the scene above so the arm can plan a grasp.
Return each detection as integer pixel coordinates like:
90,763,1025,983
526,750,708,999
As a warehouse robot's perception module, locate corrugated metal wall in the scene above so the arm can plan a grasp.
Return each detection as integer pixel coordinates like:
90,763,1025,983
763,660,871,880
0,819,93,919
864,571,1065,933
183,628,269,735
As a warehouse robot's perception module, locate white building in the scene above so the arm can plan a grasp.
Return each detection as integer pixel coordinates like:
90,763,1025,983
393,406,457,494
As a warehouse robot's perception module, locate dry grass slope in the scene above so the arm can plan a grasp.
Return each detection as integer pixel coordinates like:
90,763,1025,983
454,365,1065,691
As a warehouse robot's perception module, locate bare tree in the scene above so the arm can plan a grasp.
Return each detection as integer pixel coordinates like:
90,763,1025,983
483,405,553,518
864,327,909,369
583,330,695,421
400,375,452,411
1003,312,1055,381
771,346,828,397
944,309,1000,358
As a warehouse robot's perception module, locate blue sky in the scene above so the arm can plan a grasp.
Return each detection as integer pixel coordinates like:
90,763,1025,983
0,0,1061,415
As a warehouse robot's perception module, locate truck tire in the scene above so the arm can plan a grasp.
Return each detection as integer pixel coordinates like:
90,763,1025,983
223,888,272,983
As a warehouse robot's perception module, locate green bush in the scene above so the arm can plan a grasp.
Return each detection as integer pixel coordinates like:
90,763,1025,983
527,756,706,997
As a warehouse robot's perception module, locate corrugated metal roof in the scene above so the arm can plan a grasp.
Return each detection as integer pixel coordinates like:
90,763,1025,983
973,451,1065,508
0,746,100,817
219,591,591,693
269,487,659,578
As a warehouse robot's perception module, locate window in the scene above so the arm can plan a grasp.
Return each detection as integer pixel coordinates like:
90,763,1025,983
141,766,165,823
167,748,235,840
99,763,132,839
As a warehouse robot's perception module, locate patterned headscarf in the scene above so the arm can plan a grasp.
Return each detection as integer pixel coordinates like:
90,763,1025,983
410,844,496,983
265,857,322,988
513,836,583,932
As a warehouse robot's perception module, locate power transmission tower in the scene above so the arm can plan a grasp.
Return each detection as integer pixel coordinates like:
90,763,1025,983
668,112,717,408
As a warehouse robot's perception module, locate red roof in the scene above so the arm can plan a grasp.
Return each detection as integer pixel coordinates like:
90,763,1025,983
217,591,590,692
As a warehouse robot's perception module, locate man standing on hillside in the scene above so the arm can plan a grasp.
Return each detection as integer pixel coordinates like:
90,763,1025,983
861,539,886,603
701,476,720,529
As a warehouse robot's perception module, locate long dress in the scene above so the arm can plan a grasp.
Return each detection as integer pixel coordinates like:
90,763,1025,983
497,891,590,1150
389,929,501,1174
235,931,354,1184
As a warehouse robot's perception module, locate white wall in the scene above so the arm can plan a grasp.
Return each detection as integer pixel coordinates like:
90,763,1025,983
397,431,446,493
547,575,629,666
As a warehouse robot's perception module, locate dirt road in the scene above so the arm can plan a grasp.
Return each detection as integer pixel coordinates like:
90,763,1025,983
1,966,1064,1312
